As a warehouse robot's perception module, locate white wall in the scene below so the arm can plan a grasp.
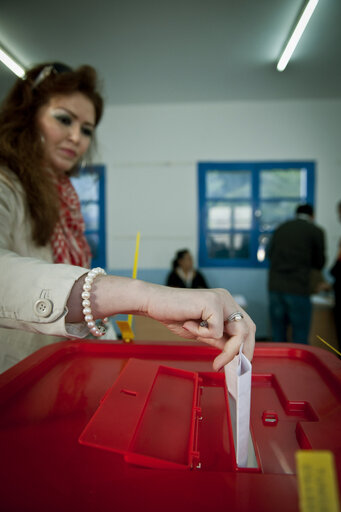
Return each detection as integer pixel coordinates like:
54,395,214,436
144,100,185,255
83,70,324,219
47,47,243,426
96,99,341,337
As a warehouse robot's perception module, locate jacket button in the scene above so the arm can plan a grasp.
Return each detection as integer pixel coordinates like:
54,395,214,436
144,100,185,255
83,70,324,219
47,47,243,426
34,299,53,317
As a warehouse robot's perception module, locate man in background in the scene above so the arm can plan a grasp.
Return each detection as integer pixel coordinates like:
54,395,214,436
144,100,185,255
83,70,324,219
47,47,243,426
330,200,341,346
267,203,326,344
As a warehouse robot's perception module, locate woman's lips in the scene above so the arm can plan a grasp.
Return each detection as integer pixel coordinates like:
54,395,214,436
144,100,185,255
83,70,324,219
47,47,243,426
60,148,77,158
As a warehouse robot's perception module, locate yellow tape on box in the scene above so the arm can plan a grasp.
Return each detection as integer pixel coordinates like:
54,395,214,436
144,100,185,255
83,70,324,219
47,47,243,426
296,450,340,512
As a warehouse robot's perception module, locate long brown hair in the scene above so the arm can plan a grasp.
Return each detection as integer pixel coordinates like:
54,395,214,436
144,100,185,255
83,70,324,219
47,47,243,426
0,63,104,246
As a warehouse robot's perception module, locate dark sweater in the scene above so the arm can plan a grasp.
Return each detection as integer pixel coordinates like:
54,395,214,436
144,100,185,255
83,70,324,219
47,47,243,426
166,270,208,289
267,217,325,295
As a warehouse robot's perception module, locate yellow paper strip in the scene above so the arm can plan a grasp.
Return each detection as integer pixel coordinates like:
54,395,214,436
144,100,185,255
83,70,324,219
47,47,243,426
296,450,340,512
132,231,140,280
316,335,341,357
128,231,140,327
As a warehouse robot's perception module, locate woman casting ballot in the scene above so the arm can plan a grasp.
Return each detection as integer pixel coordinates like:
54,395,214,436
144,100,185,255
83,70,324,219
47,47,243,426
0,63,256,374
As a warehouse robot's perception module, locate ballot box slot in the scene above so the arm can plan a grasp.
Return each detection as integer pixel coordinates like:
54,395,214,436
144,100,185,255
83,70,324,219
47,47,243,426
196,371,260,472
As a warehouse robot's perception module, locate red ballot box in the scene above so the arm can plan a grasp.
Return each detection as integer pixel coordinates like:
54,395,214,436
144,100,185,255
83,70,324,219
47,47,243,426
0,341,340,512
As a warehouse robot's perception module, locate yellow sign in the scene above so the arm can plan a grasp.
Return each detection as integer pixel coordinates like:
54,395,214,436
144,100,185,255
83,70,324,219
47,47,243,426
296,451,340,512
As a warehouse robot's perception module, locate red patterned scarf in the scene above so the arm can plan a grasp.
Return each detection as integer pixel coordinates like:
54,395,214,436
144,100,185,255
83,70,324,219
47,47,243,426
50,173,92,268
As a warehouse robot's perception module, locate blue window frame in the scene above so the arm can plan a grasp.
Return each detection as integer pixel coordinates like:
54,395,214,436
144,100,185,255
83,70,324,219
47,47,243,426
71,164,106,268
198,162,315,268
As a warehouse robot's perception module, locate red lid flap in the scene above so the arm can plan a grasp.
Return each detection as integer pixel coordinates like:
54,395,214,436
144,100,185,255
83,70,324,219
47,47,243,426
79,358,201,469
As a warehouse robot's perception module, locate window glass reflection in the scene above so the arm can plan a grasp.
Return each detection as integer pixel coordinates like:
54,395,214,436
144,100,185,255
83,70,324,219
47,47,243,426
206,171,251,199
86,233,99,260
71,173,99,201
207,233,250,259
259,201,297,231
207,202,252,230
207,204,231,229
235,205,252,229
260,168,307,199
81,203,99,231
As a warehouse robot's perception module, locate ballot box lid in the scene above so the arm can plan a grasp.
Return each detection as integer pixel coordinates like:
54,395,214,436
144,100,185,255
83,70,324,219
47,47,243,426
79,358,202,470
0,341,340,512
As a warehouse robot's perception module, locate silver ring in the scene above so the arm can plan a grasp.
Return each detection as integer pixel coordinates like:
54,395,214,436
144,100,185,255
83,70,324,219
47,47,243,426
227,311,244,322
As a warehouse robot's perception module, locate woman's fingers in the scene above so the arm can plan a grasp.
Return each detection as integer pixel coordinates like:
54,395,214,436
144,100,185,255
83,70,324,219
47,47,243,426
212,319,255,371
240,330,255,362
224,311,256,362
182,318,224,340
183,312,255,371
212,335,242,371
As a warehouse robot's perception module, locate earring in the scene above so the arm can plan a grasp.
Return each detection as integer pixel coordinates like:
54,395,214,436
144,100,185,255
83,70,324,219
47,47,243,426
79,158,87,171
40,134,45,144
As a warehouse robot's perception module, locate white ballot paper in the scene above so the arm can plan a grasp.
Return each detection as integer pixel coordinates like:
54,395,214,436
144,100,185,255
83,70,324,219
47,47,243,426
224,345,252,468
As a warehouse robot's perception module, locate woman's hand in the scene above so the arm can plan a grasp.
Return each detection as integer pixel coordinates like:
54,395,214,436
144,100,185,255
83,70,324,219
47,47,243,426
67,276,256,371
143,285,255,370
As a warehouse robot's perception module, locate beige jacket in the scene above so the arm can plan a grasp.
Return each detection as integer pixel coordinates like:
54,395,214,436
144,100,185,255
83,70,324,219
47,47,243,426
0,168,89,373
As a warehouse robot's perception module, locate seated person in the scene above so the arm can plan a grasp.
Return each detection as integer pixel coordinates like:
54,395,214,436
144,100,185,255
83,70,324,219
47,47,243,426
166,249,208,289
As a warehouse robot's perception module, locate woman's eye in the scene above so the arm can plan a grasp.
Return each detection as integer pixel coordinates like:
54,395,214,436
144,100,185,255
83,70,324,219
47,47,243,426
55,114,72,126
82,126,93,137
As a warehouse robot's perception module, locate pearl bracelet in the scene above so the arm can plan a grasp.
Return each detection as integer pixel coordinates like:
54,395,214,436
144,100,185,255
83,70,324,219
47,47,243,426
81,267,109,337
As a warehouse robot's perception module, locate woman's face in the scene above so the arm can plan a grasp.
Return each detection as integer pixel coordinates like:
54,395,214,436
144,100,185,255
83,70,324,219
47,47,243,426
36,92,96,174
179,252,193,272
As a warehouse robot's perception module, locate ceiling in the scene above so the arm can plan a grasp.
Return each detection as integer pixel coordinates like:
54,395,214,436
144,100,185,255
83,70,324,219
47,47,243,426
1,0,340,105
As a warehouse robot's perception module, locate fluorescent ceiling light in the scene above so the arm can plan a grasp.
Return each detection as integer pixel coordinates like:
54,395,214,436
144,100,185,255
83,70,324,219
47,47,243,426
0,46,26,78
277,0,319,72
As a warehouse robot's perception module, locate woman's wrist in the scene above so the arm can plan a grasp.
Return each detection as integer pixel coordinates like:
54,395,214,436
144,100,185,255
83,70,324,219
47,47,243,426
93,275,150,318
66,275,150,323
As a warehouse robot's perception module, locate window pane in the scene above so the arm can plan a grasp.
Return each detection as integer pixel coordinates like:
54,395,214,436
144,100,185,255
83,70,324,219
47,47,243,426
207,203,231,229
207,233,250,259
207,202,252,230
260,168,307,198
235,204,252,229
259,201,296,231
71,173,99,201
206,171,251,199
81,203,99,230
86,233,99,260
